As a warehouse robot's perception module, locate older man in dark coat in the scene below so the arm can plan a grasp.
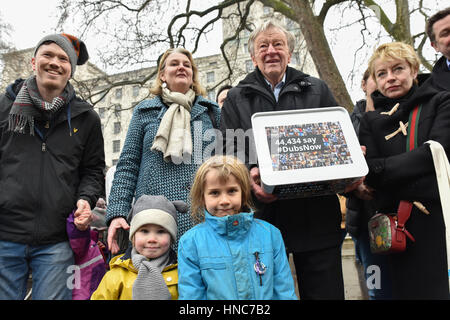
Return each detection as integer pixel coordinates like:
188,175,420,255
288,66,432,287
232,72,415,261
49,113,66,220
220,20,345,300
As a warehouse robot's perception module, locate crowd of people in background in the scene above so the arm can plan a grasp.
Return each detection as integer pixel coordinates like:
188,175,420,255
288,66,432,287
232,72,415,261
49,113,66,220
0,7,449,301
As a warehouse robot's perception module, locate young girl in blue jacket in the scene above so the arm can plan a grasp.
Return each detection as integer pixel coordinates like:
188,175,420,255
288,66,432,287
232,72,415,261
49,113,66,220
178,155,298,300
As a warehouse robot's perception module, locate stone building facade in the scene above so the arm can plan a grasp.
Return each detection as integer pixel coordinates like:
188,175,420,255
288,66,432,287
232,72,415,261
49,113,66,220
1,2,317,168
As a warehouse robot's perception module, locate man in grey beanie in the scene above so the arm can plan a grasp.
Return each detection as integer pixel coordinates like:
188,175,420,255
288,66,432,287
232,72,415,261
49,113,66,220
0,33,105,300
34,33,89,78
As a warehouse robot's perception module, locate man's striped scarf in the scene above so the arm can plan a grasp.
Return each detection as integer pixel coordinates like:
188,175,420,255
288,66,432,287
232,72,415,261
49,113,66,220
8,76,73,135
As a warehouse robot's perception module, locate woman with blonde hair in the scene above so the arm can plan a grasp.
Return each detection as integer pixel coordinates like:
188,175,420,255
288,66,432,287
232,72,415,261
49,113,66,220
359,42,450,299
105,47,220,254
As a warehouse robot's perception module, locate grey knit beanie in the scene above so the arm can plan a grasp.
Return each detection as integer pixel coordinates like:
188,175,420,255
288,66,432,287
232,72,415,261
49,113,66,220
34,33,89,77
128,195,188,241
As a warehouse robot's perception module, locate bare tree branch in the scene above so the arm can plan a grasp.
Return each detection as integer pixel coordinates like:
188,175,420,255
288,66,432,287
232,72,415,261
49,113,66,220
47,0,445,108
317,0,348,25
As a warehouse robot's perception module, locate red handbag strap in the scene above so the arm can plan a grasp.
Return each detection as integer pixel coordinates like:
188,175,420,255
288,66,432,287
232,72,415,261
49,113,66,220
397,200,415,242
397,200,413,225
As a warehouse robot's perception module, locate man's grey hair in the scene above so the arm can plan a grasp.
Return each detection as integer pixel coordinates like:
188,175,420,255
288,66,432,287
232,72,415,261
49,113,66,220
248,20,296,56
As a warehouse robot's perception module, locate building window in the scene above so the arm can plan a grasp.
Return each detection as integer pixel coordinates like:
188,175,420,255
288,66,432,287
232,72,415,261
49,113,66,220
245,60,254,73
97,93,106,103
112,159,119,166
243,43,248,54
98,107,105,119
115,88,122,99
286,17,296,30
114,104,121,118
263,6,271,15
113,140,121,153
132,85,140,97
114,122,121,134
207,90,215,101
206,71,215,83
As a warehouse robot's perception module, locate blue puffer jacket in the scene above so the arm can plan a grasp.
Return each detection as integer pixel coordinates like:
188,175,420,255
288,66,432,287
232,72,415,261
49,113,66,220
178,211,298,300
105,95,220,244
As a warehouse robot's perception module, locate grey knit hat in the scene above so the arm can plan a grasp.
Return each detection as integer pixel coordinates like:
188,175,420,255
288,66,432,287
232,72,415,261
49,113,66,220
128,195,188,241
34,33,89,77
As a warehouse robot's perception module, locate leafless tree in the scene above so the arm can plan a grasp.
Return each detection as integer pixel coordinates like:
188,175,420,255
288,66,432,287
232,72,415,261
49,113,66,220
55,0,445,110
0,16,13,52
0,15,15,83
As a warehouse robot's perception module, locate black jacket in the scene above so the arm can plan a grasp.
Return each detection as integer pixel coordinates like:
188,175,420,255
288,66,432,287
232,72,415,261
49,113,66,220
220,67,343,252
422,56,450,92
345,99,378,238
346,65,449,239
361,85,450,208
0,79,105,245
359,82,450,299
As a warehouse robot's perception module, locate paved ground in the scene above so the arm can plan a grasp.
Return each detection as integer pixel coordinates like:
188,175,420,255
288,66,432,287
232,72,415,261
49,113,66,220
26,237,366,300
342,237,368,300
289,236,369,300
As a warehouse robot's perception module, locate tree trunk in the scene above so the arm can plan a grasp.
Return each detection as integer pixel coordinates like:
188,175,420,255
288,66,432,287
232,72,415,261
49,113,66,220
287,0,354,111
394,0,412,44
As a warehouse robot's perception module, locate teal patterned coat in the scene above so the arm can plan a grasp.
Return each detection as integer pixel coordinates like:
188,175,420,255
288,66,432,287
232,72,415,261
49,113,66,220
105,95,220,245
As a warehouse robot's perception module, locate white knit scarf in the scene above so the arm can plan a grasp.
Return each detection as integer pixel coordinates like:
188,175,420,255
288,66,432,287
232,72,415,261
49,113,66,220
131,248,172,300
151,87,195,164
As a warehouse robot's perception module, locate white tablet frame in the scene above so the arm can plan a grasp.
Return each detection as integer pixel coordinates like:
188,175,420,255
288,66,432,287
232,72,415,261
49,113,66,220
251,107,368,192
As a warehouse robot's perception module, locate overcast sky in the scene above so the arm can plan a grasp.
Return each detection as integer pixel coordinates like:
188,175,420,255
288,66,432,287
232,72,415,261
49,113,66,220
1,0,223,70
1,0,62,49
1,0,222,54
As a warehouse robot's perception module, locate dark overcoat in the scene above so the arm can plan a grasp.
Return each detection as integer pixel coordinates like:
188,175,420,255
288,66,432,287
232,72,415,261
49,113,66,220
359,83,450,299
220,66,343,253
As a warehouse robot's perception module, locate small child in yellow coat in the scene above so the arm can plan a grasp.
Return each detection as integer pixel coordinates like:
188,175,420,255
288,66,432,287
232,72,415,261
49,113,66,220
91,195,187,300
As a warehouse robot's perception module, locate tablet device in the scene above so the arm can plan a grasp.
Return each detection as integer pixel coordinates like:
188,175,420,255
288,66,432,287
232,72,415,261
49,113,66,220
251,107,368,199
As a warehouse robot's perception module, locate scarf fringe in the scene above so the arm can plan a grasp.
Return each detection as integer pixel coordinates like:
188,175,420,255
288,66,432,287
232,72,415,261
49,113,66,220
8,114,35,136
